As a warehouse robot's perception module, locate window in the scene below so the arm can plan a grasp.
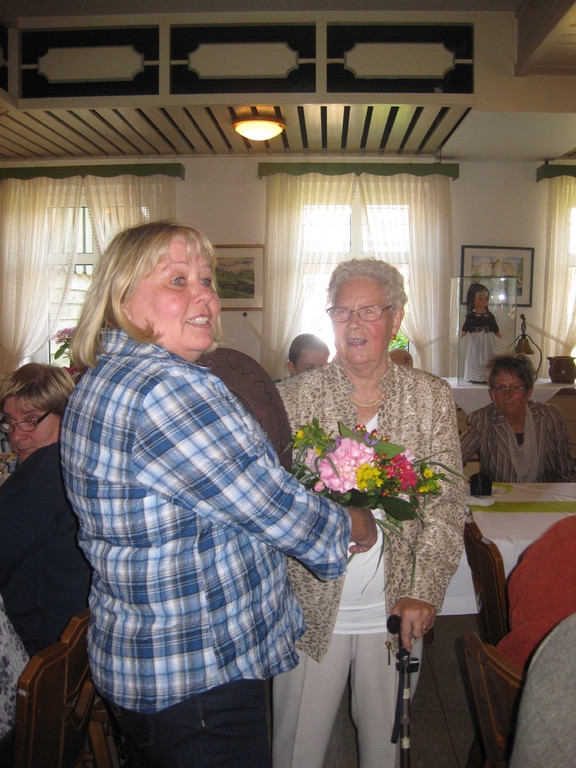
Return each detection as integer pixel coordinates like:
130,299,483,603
49,207,94,365
300,193,410,352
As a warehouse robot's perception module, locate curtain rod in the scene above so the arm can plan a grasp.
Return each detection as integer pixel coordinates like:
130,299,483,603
258,162,459,179
536,163,576,182
0,163,185,181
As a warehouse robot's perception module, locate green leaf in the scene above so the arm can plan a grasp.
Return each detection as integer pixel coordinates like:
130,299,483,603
380,495,418,521
341,488,373,507
338,422,357,439
373,440,404,458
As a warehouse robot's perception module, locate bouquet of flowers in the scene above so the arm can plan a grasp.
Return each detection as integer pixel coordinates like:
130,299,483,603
292,419,457,574
52,326,76,361
52,326,79,378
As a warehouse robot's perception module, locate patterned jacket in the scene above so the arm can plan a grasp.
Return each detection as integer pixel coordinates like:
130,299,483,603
277,358,467,662
460,400,576,482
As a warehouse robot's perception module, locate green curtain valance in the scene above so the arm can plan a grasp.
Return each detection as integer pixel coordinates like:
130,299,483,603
536,163,576,182
258,162,459,179
0,163,185,181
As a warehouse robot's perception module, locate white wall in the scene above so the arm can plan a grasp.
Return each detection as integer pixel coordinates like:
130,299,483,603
452,161,548,370
175,157,550,370
175,157,266,359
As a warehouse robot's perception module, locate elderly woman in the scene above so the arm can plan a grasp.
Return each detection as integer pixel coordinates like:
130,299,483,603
0,363,91,657
59,221,376,768
273,258,466,768
460,353,576,482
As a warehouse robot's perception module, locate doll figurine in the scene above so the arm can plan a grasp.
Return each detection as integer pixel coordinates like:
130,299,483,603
461,282,502,382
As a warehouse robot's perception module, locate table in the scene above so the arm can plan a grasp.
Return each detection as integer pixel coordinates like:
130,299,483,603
444,378,567,414
441,483,576,615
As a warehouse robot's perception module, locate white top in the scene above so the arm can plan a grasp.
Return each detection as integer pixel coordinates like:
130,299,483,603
333,413,387,634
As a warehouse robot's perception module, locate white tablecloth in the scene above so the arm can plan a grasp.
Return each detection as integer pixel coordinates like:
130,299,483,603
444,377,567,414
441,483,576,615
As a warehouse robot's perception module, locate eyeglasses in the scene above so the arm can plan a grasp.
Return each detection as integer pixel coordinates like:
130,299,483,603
327,304,393,323
0,412,51,434
490,385,526,394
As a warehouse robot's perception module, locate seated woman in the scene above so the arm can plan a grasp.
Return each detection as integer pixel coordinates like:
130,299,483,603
0,363,92,657
460,353,576,482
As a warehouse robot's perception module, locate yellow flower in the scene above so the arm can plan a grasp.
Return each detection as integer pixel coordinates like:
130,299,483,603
295,429,305,439
423,468,434,479
356,464,383,490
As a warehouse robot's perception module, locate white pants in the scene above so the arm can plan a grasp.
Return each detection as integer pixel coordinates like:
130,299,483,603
272,633,422,768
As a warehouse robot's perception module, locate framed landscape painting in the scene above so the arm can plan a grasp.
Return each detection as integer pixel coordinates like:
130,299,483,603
214,244,264,310
460,245,534,307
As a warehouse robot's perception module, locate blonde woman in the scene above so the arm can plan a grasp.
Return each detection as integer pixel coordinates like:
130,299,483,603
59,221,376,768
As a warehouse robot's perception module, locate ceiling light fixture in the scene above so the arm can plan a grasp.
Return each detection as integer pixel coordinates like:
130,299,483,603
233,117,285,141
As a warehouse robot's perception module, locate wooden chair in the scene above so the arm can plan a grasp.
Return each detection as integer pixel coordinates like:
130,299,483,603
197,347,293,470
13,610,114,768
462,632,524,768
464,520,509,646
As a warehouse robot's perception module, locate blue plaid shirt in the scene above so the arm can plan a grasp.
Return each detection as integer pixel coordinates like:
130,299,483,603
60,331,350,713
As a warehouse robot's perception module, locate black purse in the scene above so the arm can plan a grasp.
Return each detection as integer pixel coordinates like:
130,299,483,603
469,471,492,497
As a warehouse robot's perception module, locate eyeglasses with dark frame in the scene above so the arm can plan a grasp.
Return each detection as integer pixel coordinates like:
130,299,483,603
490,385,526,394
0,411,51,434
327,304,393,323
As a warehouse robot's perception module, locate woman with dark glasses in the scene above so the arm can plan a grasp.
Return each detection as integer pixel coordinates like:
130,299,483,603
0,363,91,657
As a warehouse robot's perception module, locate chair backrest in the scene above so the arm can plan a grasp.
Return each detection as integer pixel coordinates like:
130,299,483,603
197,347,293,470
462,632,524,768
13,609,95,768
464,520,509,645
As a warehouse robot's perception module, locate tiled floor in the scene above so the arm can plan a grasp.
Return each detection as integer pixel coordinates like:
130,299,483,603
321,613,480,768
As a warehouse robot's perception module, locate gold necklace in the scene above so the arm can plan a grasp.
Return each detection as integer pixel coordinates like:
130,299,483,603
349,391,384,408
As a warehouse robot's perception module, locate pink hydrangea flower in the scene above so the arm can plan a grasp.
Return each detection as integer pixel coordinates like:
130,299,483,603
317,437,375,493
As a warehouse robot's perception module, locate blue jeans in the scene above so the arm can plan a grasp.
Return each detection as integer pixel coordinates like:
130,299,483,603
108,679,271,768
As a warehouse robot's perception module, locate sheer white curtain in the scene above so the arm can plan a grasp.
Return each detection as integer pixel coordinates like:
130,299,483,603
542,176,576,358
261,173,357,379
359,173,453,375
0,173,177,376
84,174,176,255
0,177,83,375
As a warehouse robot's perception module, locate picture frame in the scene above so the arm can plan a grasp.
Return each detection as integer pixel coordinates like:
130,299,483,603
460,245,535,307
214,244,264,310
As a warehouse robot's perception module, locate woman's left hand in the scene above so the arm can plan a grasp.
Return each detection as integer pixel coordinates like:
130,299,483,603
389,597,436,651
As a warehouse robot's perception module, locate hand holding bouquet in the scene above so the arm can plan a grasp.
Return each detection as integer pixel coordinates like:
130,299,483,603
292,419,458,575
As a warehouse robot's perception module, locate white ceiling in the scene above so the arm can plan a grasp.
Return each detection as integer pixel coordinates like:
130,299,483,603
442,112,576,162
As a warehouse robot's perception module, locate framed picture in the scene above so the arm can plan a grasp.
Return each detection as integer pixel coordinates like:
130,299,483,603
214,244,264,310
460,245,535,307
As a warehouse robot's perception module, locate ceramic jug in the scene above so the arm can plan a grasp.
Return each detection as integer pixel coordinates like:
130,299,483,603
547,356,576,384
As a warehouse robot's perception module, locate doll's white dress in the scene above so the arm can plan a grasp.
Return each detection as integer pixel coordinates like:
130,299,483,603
462,311,501,383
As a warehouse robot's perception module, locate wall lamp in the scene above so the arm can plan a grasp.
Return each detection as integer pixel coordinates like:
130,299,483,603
233,117,285,141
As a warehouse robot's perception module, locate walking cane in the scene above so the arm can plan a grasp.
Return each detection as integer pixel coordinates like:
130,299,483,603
387,615,420,768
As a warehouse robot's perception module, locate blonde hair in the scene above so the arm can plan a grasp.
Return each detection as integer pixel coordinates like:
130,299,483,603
0,363,75,416
71,221,223,368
